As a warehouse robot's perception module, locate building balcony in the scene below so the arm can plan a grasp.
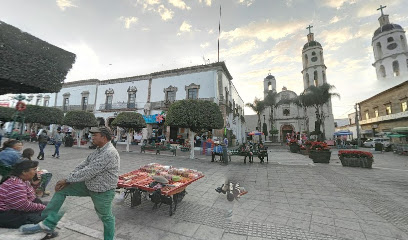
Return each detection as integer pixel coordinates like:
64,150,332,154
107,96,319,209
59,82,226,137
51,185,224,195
55,104,94,112
359,111,408,125
98,102,137,111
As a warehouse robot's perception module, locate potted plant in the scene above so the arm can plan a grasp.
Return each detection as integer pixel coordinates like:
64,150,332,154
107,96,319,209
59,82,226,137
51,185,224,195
338,150,373,168
288,139,300,153
299,141,312,155
309,141,331,163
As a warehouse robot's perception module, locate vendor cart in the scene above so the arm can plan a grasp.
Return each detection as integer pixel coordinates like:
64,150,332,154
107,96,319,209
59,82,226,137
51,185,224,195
117,163,204,216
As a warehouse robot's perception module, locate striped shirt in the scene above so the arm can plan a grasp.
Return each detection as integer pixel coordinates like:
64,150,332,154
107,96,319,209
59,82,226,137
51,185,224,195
0,176,46,212
66,142,119,192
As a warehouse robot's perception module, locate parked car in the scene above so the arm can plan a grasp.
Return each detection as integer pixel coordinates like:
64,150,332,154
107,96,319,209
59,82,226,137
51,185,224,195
363,138,390,148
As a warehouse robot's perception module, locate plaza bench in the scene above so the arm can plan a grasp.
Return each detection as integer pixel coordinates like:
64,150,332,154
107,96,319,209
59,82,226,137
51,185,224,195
157,144,177,156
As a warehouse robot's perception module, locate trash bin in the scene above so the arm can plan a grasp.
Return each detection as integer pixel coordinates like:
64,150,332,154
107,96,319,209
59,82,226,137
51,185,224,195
375,143,383,151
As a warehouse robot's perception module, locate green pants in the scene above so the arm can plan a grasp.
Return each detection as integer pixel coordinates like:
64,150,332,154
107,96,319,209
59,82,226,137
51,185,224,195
42,182,115,240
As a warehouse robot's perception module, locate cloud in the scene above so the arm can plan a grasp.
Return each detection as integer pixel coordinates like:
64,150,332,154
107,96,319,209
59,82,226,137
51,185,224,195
329,16,340,24
319,0,358,9
356,0,401,18
119,16,138,29
320,27,354,50
199,0,212,6
177,21,192,35
56,0,77,11
221,40,257,58
141,27,150,31
169,0,190,10
158,4,174,21
200,42,210,48
221,19,307,42
238,0,255,7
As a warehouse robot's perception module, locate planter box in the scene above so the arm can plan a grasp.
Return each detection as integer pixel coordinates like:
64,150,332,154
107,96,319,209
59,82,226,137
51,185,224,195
340,157,373,168
309,150,331,163
289,144,300,153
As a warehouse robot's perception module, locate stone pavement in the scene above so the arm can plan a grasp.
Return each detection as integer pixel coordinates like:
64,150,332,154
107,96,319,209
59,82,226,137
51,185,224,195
1,142,408,240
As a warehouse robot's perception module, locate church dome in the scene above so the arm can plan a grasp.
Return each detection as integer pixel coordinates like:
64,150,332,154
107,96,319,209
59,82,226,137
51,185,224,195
303,40,321,50
373,23,404,38
266,74,275,79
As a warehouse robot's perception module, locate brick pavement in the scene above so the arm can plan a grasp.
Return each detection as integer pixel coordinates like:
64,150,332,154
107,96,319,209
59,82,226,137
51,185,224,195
1,142,408,240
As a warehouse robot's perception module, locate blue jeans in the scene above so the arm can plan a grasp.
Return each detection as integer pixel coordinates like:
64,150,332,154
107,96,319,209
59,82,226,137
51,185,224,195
39,143,47,155
53,142,62,156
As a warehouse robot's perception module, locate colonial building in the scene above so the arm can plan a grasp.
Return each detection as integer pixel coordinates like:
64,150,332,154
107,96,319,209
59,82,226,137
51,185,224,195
18,62,246,144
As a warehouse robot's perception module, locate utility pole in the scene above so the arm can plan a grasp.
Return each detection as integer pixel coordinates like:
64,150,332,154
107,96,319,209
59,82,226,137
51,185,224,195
355,103,361,148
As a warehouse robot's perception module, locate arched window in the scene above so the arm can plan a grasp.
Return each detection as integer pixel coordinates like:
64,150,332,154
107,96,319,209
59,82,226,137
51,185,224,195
313,71,318,86
387,37,394,42
376,42,383,58
380,65,386,78
322,71,326,83
268,82,272,91
304,54,308,67
393,61,400,77
305,73,310,86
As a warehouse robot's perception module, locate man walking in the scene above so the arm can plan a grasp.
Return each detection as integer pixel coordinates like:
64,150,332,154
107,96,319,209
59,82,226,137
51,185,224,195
20,127,120,240
37,130,48,160
52,127,63,158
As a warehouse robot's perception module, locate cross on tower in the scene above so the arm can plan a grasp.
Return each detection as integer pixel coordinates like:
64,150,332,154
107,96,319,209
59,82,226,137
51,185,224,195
377,5,386,16
306,25,313,34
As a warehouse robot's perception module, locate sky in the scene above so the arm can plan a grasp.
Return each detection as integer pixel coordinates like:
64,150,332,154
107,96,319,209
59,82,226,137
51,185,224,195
1,0,407,119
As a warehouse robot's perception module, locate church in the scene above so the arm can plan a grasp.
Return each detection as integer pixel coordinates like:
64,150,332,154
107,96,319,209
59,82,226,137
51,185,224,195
260,27,335,142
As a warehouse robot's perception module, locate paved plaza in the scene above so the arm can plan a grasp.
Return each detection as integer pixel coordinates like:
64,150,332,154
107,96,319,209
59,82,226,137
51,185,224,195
1,142,408,240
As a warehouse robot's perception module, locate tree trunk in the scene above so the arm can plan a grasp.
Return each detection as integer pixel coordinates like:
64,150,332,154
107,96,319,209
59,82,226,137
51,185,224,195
189,129,195,159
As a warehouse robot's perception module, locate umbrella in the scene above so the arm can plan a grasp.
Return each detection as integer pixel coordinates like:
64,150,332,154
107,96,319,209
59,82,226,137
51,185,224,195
248,131,264,136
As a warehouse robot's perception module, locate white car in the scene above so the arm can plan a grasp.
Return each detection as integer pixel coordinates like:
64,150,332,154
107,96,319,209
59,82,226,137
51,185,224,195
363,138,390,148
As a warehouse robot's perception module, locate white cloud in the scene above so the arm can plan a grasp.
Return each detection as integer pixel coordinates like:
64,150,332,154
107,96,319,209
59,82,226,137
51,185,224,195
221,40,257,58
158,4,174,21
199,0,212,6
320,27,354,50
238,0,255,7
200,42,210,48
56,0,77,11
221,19,307,42
141,27,150,31
319,0,358,9
329,16,340,24
177,21,192,35
169,0,190,10
356,0,402,18
119,16,138,29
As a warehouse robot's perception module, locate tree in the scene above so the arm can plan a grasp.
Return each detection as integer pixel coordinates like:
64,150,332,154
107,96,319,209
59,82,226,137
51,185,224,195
111,112,146,152
264,91,278,140
63,110,98,147
0,106,14,122
24,105,64,125
166,100,224,159
303,83,340,140
245,98,265,141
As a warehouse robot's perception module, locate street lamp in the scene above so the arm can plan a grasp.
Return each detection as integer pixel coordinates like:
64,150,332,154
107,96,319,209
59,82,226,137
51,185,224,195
263,115,266,141
10,94,27,136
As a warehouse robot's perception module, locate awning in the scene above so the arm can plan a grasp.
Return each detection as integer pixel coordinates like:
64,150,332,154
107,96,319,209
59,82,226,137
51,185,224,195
0,21,76,95
333,130,353,136
392,127,408,133
387,133,407,138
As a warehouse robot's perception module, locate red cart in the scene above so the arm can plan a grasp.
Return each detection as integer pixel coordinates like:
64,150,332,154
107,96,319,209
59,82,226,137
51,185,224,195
117,164,204,216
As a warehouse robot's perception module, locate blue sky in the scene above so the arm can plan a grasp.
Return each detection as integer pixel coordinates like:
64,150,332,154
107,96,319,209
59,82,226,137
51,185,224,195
1,0,407,118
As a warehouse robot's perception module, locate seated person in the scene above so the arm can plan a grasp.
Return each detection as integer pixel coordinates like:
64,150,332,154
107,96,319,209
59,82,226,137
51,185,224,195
0,160,46,228
0,140,23,167
22,148,52,198
211,143,223,162
257,143,267,163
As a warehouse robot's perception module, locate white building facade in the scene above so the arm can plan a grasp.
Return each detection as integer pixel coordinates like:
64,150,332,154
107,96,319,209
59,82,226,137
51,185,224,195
17,62,246,144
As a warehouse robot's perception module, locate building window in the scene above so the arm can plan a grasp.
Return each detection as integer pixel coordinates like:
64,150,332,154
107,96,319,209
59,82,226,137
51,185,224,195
313,71,318,86
374,108,379,117
385,105,392,115
393,61,400,77
36,99,41,106
305,73,310,86
82,97,88,111
127,93,136,108
380,65,386,78
188,89,198,99
185,83,200,99
376,42,382,58
365,111,369,120
105,88,114,110
283,109,290,116
304,54,308,67
387,37,394,42
63,98,69,111
164,85,178,103
401,101,407,112
43,99,49,107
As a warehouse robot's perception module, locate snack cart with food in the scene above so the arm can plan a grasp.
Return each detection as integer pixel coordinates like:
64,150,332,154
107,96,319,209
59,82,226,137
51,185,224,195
117,163,204,216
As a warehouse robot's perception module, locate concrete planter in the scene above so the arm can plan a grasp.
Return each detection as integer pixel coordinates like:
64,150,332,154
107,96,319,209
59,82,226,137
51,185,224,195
340,157,373,168
309,150,331,163
289,144,300,153
300,149,309,155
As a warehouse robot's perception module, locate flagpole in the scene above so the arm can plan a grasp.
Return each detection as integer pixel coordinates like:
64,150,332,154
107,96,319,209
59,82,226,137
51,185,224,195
218,4,221,62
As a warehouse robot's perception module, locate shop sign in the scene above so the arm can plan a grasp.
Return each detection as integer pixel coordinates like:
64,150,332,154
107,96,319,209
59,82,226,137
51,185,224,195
143,114,159,124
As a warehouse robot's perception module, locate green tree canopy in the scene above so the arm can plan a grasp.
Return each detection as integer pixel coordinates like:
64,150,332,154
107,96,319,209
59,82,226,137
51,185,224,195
24,105,64,125
111,112,146,131
245,97,265,133
0,107,15,122
166,100,224,132
63,110,97,130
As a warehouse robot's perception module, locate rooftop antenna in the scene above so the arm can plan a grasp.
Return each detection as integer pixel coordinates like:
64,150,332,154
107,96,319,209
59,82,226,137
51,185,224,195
218,4,221,62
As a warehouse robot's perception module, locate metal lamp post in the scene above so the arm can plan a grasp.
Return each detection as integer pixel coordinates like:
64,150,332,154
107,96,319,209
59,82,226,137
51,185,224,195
10,94,27,136
263,115,266,142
